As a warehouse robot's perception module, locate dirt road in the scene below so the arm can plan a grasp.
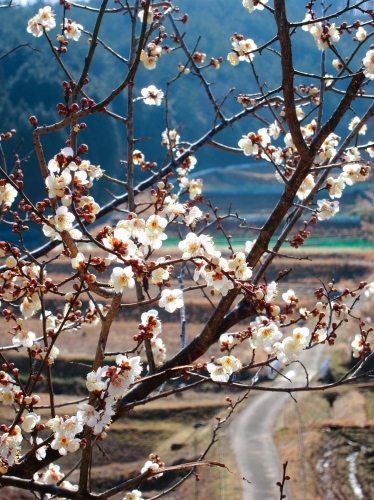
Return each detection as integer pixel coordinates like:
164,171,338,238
230,348,324,499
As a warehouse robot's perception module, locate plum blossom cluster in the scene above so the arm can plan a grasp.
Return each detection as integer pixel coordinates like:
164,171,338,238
325,146,371,212
205,279,353,382
243,110,371,223
34,463,78,492
0,256,45,320
138,5,163,24
27,6,56,37
27,7,83,43
227,33,257,66
0,425,23,469
273,327,313,364
302,15,341,50
42,147,103,240
136,310,166,366
140,42,163,70
238,128,271,156
207,355,242,382
87,354,142,400
9,355,144,463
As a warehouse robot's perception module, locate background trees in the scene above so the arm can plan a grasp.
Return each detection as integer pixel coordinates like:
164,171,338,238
0,0,374,498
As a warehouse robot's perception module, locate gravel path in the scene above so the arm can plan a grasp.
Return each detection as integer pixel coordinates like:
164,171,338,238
230,348,324,499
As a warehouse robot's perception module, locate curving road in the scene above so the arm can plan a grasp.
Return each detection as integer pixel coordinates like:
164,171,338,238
231,348,324,499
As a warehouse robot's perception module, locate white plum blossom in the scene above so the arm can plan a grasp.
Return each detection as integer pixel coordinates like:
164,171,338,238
234,263,253,281
268,121,280,140
326,176,345,199
133,150,145,165
245,239,256,254
86,369,107,393
124,490,144,500
45,169,72,198
140,309,162,337
219,333,236,350
292,327,310,345
21,412,40,433
183,206,203,226
0,183,18,206
151,337,167,367
179,177,203,200
242,0,268,13
161,129,180,149
6,255,17,268
159,289,184,313
141,460,163,477
32,437,47,461
295,106,305,121
77,403,100,427
54,206,75,231
274,327,309,364
227,51,240,66
42,223,82,242
297,174,315,200
35,463,64,484
0,425,22,466
348,116,367,135
179,232,203,260
151,258,171,285
146,214,168,234
316,199,339,220
340,163,361,186
141,85,164,105
213,275,235,296
139,229,167,252
239,128,270,156
105,355,142,397
63,19,83,41
305,21,340,50
363,49,374,79
140,43,162,70
20,294,41,319
71,252,86,271
238,135,258,156
356,26,367,42
79,159,104,180
364,282,374,297
313,328,327,343
265,281,278,302
138,6,157,24
351,334,365,358
12,330,36,348
282,289,298,304
51,433,80,456
250,321,282,349
110,267,135,293
103,227,137,259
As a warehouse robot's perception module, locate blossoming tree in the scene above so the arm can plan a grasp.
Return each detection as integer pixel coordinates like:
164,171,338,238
0,0,374,498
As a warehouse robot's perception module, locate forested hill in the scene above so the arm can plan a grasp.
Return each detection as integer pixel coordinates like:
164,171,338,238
0,1,370,208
